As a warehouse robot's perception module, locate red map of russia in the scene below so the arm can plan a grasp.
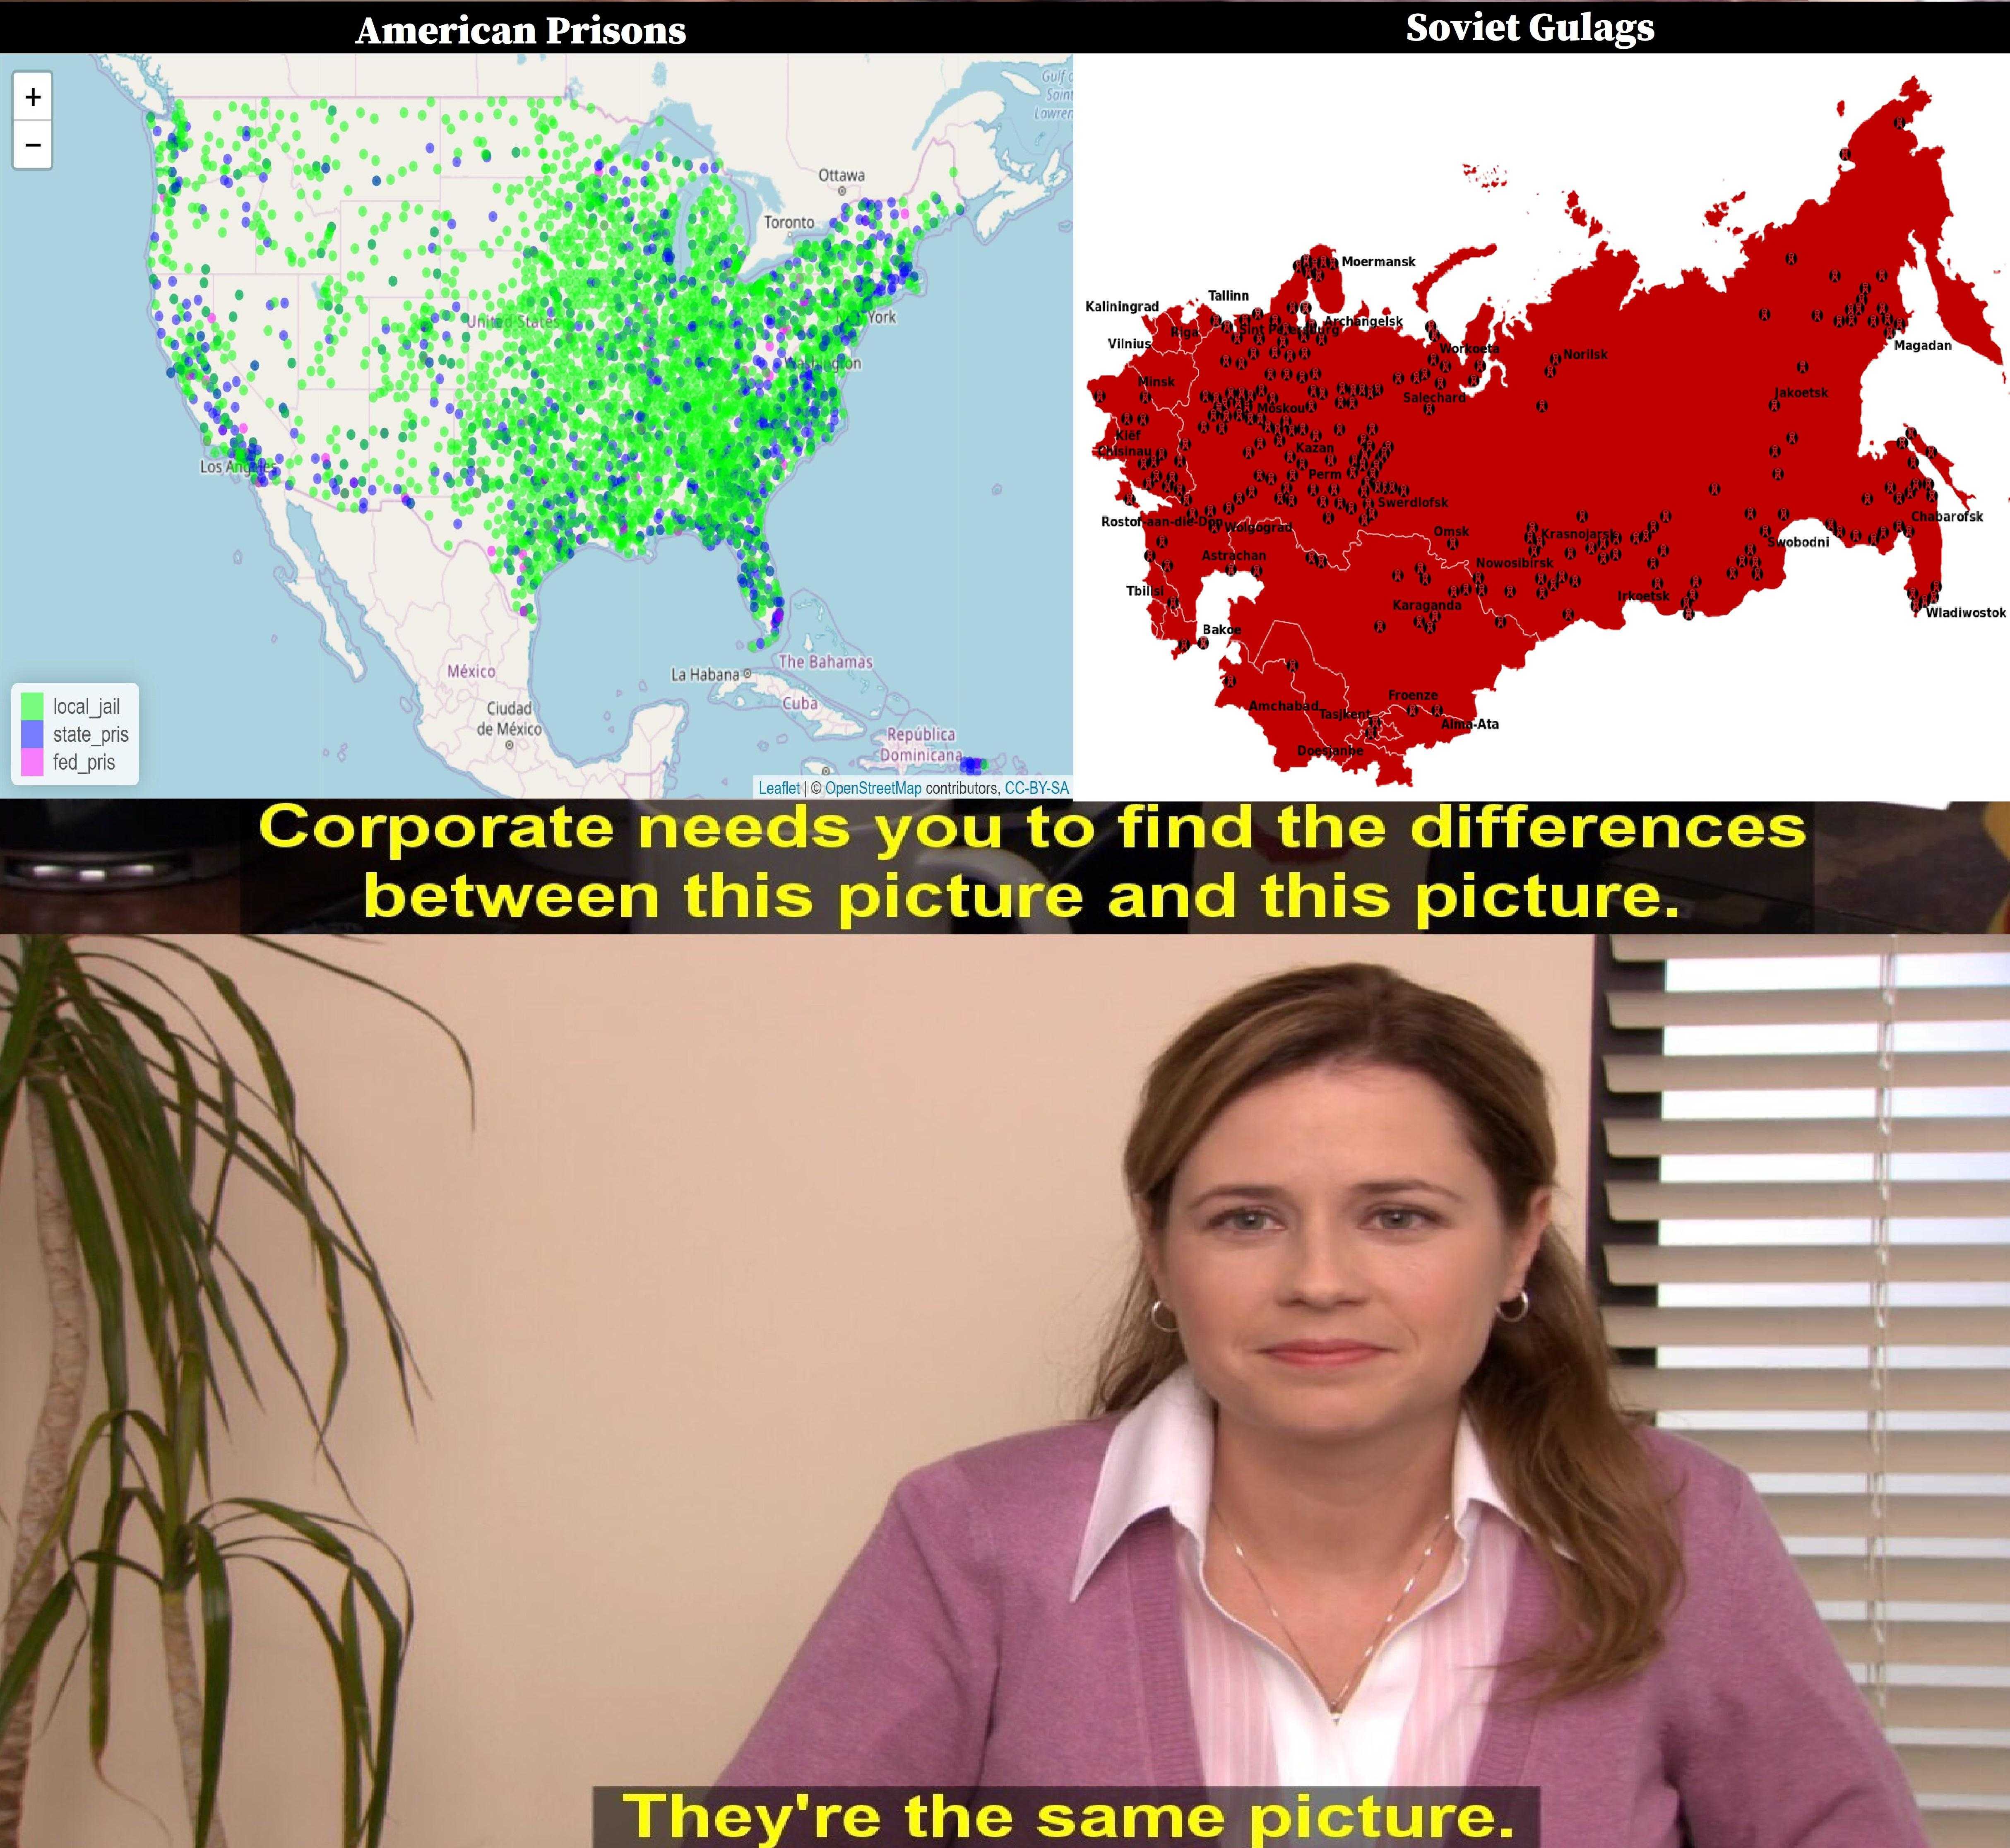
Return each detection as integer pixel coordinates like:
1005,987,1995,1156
1088,81,2000,785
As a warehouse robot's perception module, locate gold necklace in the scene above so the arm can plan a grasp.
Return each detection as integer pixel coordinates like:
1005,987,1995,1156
1210,1501,1455,1720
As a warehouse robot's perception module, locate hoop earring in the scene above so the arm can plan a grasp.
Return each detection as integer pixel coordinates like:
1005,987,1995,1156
1147,1297,1180,1335
1495,1288,1530,1323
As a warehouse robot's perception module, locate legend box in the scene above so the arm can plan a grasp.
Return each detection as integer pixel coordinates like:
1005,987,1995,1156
12,684,139,784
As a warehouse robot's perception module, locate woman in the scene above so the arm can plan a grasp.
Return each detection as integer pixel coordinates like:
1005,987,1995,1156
718,963,1927,1846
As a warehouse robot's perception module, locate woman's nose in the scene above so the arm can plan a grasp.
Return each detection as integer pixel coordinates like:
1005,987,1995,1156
1279,1220,1368,1304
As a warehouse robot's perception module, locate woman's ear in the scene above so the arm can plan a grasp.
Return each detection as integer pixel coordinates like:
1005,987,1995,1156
1132,1196,1163,1296
1510,1187,1553,1292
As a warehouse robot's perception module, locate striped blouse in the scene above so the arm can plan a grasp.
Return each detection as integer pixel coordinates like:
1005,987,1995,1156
1069,1365,1526,1788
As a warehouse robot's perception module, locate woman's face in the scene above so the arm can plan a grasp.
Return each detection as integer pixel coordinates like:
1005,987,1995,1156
1144,1060,1548,1448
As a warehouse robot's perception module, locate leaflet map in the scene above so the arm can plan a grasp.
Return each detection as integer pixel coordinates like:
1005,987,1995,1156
2,53,1072,795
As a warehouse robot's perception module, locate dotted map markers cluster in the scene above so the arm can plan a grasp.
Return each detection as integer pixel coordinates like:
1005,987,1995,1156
147,93,959,648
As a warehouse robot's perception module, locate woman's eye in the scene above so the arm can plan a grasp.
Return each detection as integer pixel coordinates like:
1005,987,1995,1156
1209,1206,1277,1233
1373,1206,1435,1231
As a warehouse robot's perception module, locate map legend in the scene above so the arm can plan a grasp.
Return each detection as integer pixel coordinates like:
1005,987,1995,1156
10,683,139,784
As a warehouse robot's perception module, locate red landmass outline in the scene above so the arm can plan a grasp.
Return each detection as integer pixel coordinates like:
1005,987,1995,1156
1088,79,2001,785
1415,244,1497,310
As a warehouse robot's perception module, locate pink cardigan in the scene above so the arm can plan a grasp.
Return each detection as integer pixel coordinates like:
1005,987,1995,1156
717,1417,1928,1848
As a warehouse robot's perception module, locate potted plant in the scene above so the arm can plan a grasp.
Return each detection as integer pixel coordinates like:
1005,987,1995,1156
0,935,469,1848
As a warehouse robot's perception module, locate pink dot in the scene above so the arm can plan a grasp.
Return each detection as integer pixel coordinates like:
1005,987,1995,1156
488,545,498,557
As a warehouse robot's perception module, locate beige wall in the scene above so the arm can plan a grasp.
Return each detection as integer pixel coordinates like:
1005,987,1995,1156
0,934,1595,1848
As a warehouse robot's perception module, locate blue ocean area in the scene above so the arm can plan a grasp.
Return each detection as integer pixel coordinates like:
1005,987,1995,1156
0,55,1072,796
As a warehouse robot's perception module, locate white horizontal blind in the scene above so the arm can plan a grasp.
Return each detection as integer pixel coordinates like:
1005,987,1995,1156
1599,937,2010,1848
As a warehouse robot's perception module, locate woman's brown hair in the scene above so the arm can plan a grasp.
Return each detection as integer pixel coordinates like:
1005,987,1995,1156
1087,962,1683,1702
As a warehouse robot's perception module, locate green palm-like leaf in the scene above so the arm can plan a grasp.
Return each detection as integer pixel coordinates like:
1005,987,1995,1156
3,1408,176,1685
211,1496,413,1848
251,1556,367,1841
0,1578,74,1728
0,937,58,1141
86,1487,149,1761
30,1079,130,1409
189,1524,232,1848
231,936,474,1132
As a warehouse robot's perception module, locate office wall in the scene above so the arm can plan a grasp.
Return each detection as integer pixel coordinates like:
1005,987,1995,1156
0,934,1595,1847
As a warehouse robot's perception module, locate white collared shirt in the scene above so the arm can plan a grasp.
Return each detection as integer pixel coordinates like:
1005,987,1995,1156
1070,1365,1527,1787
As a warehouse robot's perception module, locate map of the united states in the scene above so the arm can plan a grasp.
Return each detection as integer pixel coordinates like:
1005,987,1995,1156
1088,79,2000,787
84,53,1070,797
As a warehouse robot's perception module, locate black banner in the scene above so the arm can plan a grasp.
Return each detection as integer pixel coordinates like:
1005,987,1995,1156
589,1790,1544,1848
9,4,2008,59
3,799,2006,935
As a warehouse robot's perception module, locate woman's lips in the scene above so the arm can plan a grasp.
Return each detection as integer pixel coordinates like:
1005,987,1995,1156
1262,1341,1388,1368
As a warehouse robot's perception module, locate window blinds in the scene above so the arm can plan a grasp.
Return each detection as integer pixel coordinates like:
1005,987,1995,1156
1595,936,2010,1848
